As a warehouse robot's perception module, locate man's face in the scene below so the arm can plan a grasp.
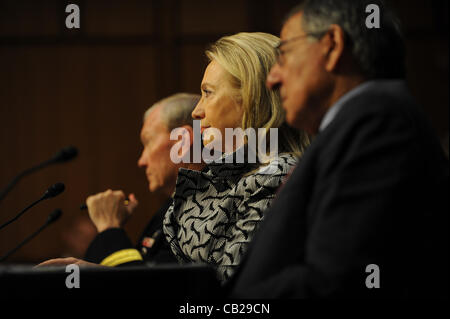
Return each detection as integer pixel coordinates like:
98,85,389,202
137,106,179,195
267,12,331,134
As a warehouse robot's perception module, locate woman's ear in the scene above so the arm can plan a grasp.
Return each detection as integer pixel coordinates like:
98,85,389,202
232,92,244,125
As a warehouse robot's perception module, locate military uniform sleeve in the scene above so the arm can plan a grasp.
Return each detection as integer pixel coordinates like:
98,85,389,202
84,228,143,266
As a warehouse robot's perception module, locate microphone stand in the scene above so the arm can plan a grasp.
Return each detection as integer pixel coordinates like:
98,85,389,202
0,209,62,262
0,158,54,202
0,197,43,231
0,182,65,231
0,146,77,203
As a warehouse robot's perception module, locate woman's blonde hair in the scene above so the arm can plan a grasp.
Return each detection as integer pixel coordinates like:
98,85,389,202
205,32,310,160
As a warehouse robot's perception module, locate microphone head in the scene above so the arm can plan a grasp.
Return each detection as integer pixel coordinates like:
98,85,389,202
42,182,65,200
47,209,62,224
52,146,78,163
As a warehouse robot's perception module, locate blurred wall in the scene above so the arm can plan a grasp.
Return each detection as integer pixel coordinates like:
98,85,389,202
0,0,448,262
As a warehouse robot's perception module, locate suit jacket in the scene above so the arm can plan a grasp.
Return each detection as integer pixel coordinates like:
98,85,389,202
229,80,449,298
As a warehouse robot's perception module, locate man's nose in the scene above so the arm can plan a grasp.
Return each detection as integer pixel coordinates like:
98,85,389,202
266,63,281,90
137,152,146,168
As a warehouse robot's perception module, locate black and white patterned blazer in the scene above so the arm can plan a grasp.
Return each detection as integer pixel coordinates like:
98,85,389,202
163,151,298,282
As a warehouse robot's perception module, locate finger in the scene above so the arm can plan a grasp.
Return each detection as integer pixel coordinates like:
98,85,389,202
86,195,93,207
86,192,103,206
34,259,57,268
125,194,137,213
35,257,78,268
113,191,126,208
74,259,92,266
126,202,138,214
128,193,138,204
112,190,126,200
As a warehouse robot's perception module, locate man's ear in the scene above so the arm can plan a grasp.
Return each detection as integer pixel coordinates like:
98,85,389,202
169,125,193,163
181,124,194,149
178,125,196,163
322,24,346,72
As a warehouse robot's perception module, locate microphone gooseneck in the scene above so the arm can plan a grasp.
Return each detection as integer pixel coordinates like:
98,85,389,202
0,209,63,262
0,183,65,231
0,146,77,203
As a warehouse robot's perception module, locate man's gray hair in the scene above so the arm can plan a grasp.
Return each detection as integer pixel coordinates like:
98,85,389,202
287,0,406,79
144,93,200,130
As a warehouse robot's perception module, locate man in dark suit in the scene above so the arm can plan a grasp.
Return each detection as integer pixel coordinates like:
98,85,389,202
229,0,448,298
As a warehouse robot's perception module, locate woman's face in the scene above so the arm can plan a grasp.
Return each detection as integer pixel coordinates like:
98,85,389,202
192,60,244,151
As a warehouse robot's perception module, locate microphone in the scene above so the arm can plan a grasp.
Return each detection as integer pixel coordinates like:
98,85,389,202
0,209,63,262
0,146,77,202
50,146,78,163
0,183,65,231
42,182,66,200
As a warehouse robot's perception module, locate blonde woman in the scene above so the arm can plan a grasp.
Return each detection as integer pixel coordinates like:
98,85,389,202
163,32,310,282
36,33,309,284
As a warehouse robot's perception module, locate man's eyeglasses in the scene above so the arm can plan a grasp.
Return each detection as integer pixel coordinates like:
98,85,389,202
275,32,324,66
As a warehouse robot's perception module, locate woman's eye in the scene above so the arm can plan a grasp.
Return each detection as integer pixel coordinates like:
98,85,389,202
203,89,211,97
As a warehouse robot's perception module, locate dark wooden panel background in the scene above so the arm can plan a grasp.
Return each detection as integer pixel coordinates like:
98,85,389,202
0,0,448,263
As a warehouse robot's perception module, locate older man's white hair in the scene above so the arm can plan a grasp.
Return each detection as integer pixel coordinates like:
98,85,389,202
144,93,200,130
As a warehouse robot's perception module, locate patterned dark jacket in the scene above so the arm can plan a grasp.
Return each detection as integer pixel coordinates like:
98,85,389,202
163,152,298,282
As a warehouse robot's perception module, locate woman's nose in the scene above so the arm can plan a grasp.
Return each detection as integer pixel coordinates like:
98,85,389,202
266,63,282,90
192,101,205,119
